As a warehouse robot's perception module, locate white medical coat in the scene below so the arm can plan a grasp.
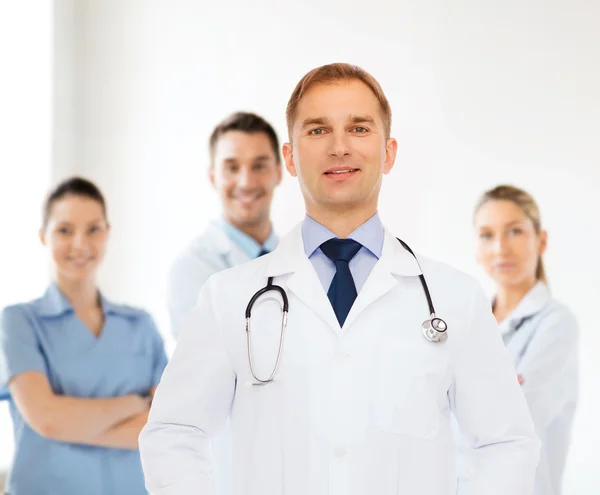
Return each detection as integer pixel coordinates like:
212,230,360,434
167,223,251,339
141,224,540,495
499,282,579,495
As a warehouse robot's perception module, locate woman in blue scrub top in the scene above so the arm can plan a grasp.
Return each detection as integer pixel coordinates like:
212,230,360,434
473,185,579,495
0,177,168,495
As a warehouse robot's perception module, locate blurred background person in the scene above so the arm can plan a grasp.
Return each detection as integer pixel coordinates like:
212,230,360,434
473,184,579,495
166,111,282,339
0,177,167,495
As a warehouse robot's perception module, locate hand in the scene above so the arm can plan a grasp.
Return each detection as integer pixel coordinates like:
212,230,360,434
517,374,525,385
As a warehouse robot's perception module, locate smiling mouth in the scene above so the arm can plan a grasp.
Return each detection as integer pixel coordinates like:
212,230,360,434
495,262,516,270
68,258,94,266
234,194,263,204
325,168,359,175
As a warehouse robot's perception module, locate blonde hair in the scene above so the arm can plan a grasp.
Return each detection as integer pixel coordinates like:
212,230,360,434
475,185,547,284
285,63,392,140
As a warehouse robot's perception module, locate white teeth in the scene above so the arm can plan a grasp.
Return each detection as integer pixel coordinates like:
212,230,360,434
329,169,355,174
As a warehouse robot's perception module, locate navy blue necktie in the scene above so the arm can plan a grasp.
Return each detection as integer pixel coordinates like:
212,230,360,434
257,248,270,258
320,238,362,326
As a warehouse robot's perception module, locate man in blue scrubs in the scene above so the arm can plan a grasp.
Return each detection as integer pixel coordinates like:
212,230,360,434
167,112,282,339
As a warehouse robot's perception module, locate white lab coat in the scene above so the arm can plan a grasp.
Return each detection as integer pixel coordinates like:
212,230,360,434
167,222,251,339
166,222,252,495
499,282,579,495
141,223,540,495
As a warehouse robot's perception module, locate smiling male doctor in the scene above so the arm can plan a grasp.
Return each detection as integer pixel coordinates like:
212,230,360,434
140,63,540,495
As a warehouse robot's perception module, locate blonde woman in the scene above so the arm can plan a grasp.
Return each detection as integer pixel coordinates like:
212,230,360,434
474,185,579,495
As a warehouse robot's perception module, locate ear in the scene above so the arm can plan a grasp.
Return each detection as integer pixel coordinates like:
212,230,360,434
538,230,548,256
209,166,216,188
282,142,297,178
39,229,46,246
383,138,398,175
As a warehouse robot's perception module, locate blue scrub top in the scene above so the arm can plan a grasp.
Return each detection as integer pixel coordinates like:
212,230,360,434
0,284,168,495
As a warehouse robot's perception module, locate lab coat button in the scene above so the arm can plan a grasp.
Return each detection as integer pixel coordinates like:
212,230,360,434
334,346,349,361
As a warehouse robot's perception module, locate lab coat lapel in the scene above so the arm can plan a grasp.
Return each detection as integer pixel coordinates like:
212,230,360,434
286,260,341,333
265,223,341,333
206,223,251,268
499,281,551,335
342,229,423,330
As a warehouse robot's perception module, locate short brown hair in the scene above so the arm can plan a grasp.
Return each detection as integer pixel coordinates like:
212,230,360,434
286,63,392,139
475,185,548,284
209,112,280,168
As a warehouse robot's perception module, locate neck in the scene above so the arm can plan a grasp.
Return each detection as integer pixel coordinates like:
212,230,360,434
307,203,377,238
493,277,538,322
55,276,99,312
227,216,272,245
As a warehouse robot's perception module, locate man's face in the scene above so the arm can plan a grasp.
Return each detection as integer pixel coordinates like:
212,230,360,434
283,79,397,215
210,131,282,229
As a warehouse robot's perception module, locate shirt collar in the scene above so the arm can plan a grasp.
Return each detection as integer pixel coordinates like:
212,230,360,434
36,283,73,317
35,282,132,318
498,281,551,334
216,218,278,259
302,212,384,259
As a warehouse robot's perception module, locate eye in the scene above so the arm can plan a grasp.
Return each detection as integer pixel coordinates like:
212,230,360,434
309,128,325,136
479,232,493,240
57,226,71,235
253,163,267,171
88,225,101,234
225,164,239,173
352,126,368,133
508,228,523,236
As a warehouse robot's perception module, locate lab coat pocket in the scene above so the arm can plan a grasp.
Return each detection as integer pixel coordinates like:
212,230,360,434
373,346,447,439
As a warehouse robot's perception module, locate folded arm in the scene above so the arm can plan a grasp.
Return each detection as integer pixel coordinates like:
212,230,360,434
9,371,149,444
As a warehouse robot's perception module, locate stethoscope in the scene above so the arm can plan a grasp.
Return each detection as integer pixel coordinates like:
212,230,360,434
245,238,448,386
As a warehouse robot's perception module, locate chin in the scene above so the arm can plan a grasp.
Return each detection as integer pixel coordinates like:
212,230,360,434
323,194,363,208
493,273,528,288
233,210,266,227
59,267,97,283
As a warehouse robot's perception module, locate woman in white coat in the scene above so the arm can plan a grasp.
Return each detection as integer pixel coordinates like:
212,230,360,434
474,185,579,495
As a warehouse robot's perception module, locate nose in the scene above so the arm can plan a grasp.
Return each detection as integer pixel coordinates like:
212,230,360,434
328,131,351,158
237,166,257,189
72,231,88,250
492,235,510,255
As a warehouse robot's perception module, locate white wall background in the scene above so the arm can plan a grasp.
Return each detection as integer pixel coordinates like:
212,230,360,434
0,0,52,477
3,0,595,492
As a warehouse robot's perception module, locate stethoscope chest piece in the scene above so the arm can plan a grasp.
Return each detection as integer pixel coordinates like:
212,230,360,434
421,316,448,343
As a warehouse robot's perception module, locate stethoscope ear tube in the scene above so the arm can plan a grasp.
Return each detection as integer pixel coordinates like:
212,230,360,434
245,277,289,319
246,277,290,385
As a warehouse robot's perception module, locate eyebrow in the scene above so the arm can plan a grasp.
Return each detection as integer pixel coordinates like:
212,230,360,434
478,220,525,230
300,115,377,129
55,218,104,226
301,117,329,129
350,114,376,125
223,155,273,163
252,155,274,161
